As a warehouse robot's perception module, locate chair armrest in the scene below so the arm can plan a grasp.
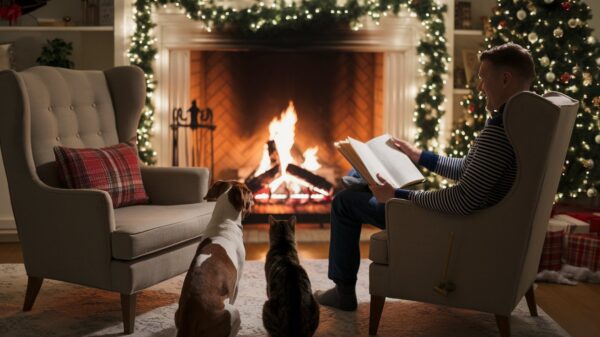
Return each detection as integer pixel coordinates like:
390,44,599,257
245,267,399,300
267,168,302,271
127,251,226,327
16,181,115,287
140,166,210,205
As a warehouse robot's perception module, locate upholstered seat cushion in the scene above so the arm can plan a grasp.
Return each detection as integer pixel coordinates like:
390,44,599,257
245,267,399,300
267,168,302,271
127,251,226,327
112,202,215,260
369,230,388,264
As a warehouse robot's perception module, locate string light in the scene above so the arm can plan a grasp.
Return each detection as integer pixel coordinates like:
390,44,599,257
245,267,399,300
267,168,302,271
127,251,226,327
129,0,449,174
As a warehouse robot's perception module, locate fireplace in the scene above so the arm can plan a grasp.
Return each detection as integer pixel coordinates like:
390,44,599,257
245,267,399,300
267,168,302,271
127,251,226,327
150,6,427,222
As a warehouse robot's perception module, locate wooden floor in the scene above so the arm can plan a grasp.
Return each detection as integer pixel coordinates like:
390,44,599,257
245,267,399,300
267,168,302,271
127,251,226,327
2,239,599,337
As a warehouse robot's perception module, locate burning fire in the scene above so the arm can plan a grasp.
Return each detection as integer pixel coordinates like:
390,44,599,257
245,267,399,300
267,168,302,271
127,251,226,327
251,101,331,203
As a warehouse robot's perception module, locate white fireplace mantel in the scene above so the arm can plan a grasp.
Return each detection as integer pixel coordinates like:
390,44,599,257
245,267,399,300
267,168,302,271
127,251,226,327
131,5,432,166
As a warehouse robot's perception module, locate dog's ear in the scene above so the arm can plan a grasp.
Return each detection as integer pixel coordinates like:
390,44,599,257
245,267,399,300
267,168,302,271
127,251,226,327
227,184,246,213
228,183,253,218
204,180,232,201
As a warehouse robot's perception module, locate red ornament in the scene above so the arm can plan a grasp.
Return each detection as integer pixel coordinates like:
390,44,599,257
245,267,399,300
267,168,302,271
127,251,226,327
560,72,572,83
561,1,572,11
468,104,475,113
499,20,508,28
0,2,22,25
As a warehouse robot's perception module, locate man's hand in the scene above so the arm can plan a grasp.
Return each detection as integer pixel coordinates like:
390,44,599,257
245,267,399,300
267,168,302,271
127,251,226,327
370,174,396,203
390,137,422,163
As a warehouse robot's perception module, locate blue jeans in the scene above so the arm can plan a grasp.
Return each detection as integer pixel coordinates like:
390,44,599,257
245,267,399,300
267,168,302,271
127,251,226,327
328,187,386,286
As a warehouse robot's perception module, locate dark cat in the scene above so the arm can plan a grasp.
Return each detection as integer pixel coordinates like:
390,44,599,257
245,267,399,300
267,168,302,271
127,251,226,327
263,215,320,337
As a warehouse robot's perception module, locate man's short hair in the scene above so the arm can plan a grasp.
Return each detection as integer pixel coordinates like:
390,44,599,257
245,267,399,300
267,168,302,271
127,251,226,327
479,43,536,84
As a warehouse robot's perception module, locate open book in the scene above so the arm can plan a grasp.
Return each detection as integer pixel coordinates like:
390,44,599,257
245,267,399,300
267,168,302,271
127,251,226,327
334,134,425,189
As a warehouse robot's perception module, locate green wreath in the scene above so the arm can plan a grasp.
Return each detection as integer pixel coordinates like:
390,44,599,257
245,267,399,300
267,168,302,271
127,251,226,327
130,0,448,173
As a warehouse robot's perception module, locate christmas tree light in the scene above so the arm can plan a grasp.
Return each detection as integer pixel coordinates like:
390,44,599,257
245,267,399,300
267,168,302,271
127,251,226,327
447,0,600,200
129,0,449,174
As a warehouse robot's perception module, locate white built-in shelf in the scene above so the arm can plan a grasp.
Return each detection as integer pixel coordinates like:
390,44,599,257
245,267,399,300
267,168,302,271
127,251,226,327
0,26,113,32
453,88,471,95
454,29,484,37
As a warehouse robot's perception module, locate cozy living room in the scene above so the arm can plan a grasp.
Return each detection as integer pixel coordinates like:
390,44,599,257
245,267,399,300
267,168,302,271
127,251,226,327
1,0,599,336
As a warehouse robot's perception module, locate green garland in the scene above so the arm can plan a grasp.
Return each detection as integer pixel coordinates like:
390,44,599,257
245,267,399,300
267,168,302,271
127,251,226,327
129,0,449,170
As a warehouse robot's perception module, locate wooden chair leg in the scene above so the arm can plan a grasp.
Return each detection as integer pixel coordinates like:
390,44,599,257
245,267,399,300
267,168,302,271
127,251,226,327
495,314,511,337
525,285,538,317
369,295,386,336
23,276,43,311
121,293,137,334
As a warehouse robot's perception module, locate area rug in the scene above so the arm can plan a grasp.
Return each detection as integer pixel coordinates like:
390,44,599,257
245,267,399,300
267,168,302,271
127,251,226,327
0,260,568,337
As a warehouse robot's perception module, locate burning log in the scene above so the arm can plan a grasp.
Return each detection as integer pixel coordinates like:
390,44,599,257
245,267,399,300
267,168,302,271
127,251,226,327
245,164,280,193
267,140,280,166
286,164,334,196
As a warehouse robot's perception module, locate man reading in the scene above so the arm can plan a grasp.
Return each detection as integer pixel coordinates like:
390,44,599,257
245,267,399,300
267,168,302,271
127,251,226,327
315,42,536,311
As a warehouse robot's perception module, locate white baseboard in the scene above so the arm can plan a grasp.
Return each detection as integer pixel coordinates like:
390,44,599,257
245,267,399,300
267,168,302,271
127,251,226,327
0,229,18,242
0,218,18,242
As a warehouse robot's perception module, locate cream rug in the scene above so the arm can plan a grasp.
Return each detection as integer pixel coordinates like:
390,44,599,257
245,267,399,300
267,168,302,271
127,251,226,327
0,260,567,337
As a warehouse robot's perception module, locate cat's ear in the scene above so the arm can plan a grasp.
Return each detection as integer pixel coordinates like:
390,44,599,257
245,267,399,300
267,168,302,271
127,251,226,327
268,215,275,224
289,216,297,229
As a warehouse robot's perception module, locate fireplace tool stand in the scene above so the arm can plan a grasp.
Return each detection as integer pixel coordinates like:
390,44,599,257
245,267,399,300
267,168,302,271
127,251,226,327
170,100,216,182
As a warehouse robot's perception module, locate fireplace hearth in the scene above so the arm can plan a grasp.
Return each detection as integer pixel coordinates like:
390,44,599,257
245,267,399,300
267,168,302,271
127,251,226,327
152,6,428,223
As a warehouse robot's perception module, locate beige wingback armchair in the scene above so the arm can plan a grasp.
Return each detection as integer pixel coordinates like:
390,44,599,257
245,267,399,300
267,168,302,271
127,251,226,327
368,92,579,337
0,66,215,334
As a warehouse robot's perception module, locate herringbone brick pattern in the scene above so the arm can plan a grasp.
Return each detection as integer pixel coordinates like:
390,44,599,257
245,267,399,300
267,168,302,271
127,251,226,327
190,51,382,181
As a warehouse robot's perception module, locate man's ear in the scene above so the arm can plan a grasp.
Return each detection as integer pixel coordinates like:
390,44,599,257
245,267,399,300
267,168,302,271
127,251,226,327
502,70,513,87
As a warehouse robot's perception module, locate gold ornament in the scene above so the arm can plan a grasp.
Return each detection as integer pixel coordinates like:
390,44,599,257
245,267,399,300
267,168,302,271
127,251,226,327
517,10,527,20
568,18,579,28
595,134,600,144
587,187,598,198
593,96,600,107
528,32,538,43
583,72,592,86
540,56,550,67
553,27,564,38
545,71,556,82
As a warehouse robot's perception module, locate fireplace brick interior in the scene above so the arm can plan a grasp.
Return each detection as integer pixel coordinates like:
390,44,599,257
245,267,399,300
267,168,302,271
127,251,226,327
188,50,384,188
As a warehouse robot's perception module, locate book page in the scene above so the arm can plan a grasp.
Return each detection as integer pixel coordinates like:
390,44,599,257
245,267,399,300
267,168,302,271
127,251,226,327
346,137,397,187
366,134,424,188
335,141,375,186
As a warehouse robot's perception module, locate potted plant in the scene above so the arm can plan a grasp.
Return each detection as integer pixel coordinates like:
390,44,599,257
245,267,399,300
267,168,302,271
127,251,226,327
36,38,74,68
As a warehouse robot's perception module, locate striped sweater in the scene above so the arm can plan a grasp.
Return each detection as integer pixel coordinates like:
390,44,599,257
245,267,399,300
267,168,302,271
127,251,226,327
395,106,517,215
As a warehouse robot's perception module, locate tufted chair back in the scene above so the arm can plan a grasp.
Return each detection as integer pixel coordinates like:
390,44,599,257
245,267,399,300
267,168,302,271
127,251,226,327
1,66,145,187
0,66,217,335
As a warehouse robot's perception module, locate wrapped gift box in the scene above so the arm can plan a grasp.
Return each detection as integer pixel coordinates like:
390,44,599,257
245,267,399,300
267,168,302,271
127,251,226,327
557,211,600,233
551,214,590,233
566,233,600,272
539,230,564,272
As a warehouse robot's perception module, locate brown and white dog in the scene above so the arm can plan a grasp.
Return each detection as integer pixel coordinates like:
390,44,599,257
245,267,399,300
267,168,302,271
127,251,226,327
175,180,253,337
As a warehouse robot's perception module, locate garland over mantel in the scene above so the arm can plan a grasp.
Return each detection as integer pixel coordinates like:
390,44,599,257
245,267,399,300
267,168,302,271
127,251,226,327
130,0,449,177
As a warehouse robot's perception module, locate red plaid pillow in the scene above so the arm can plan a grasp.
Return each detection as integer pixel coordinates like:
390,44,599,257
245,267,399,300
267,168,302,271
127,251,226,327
538,230,564,272
566,233,600,272
54,142,149,208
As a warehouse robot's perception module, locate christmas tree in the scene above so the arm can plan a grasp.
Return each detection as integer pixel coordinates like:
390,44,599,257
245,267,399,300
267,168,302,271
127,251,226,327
447,0,600,200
